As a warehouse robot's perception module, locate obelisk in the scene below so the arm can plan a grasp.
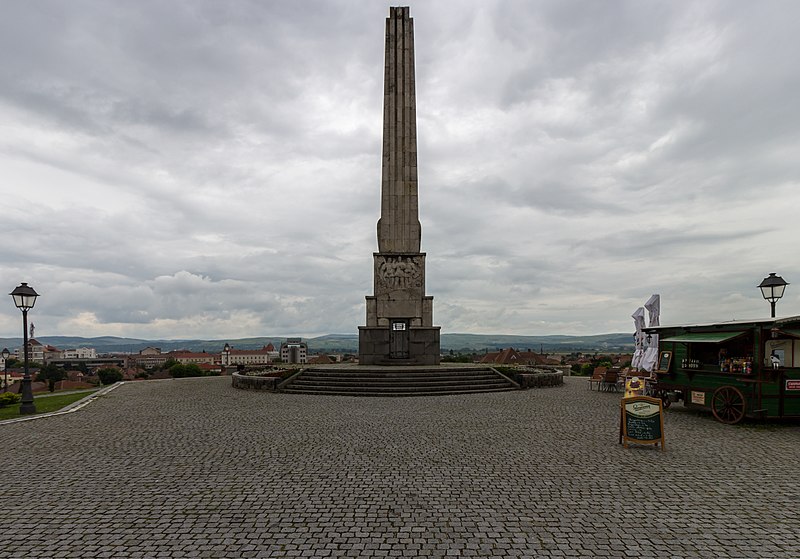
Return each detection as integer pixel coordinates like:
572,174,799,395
358,6,440,366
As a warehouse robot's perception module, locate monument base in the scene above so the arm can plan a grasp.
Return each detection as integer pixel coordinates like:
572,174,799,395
358,326,441,366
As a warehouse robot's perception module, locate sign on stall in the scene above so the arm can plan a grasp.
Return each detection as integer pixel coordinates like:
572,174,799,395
691,391,706,405
619,396,665,451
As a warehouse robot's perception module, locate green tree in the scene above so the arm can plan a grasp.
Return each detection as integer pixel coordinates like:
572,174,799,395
97,367,123,385
3,357,20,368
38,364,67,392
161,358,178,371
169,363,187,377
185,364,204,377
169,363,205,378
442,354,472,363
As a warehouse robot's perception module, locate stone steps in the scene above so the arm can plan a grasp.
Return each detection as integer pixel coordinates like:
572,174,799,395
279,367,519,397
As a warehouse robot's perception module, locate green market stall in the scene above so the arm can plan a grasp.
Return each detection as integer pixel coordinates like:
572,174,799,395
644,316,800,424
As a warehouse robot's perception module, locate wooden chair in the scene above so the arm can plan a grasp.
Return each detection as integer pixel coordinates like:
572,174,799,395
601,370,619,392
610,367,626,392
588,366,607,391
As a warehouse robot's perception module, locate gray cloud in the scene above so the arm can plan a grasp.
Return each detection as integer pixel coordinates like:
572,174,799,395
1,0,799,339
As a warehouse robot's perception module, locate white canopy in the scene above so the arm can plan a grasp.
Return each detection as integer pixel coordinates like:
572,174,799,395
640,294,661,372
631,307,646,369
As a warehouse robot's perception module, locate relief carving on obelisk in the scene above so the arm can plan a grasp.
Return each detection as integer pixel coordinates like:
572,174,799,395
375,255,423,290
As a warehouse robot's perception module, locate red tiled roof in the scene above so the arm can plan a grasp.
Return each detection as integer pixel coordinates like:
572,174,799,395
308,355,334,364
230,349,271,355
480,348,560,366
479,352,500,363
169,351,212,359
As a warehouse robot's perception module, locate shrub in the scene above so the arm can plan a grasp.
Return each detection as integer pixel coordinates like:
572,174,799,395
169,363,206,378
441,354,473,363
0,392,22,408
97,368,123,385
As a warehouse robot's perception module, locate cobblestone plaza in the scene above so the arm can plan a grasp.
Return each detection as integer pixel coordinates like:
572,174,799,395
1,376,798,558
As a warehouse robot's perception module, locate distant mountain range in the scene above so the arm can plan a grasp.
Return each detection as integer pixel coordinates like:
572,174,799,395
0,332,634,354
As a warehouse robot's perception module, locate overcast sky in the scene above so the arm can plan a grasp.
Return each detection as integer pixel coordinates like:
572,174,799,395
1,0,799,340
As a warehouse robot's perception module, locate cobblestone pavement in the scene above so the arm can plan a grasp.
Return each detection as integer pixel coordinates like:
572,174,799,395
1,376,798,558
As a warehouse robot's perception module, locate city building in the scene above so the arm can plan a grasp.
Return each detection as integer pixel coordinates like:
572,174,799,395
280,339,308,364
62,347,97,359
14,339,62,364
220,345,274,367
130,347,169,370
168,351,216,366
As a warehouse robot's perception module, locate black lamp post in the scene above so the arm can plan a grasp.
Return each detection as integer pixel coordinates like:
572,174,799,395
10,282,39,415
758,273,788,318
1,348,9,392
223,343,231,368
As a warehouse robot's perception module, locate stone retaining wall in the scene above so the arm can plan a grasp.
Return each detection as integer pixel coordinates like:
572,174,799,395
231,372,279,391
514,370,564,389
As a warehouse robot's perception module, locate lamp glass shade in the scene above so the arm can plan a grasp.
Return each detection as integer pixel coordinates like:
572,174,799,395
10,283,39,311
1,348,9,360
758,273,788,302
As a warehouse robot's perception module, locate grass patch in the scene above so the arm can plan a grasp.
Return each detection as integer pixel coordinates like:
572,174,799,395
0,389,99,420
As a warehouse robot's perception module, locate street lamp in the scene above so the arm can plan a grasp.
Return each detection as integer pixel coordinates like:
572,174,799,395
1,348,9,392
758,273,788,318
223,343,231,368
10,282,39,415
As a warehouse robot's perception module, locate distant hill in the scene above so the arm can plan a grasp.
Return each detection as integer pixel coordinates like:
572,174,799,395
439,333,634,352
0,336,286,354
0,332,634,354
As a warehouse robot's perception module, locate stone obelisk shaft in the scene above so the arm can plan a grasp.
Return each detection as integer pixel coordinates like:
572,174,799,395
377,6,421,254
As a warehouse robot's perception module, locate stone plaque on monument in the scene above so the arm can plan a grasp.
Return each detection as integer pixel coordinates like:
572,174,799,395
358,6,440,365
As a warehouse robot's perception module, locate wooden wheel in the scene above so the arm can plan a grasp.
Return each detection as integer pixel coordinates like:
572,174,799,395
711,386,746,424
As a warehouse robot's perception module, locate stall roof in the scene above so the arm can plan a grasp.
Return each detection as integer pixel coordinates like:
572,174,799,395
645,315,800,333
661,332,746,343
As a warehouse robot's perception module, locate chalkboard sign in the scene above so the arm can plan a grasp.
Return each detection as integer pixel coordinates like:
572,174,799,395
656,351,672,372
619,396,665,451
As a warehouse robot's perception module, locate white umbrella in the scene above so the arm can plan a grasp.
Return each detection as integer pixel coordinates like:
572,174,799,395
640,294,661,372
631,307,646,369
